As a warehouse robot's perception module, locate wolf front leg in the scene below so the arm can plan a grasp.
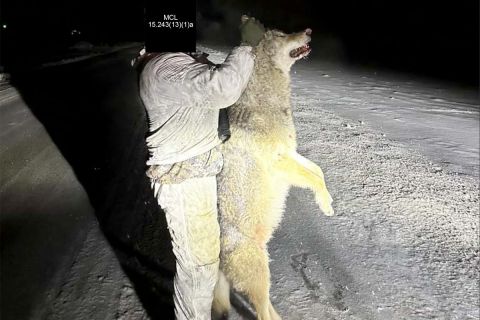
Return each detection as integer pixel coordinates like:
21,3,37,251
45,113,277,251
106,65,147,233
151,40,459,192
276,152,334,216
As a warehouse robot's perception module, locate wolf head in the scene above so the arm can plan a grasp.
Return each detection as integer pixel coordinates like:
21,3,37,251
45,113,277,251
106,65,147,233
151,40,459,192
240,16,312,73
259,28,312,73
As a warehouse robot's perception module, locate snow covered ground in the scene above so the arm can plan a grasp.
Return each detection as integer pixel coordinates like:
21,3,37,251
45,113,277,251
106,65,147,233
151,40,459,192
1,45,478,320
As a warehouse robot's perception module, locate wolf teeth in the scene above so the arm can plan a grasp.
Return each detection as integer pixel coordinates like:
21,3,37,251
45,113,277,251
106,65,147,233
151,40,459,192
290,43,311,58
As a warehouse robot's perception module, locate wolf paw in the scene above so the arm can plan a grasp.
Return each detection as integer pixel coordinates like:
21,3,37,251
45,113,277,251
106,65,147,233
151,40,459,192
316,192,334,216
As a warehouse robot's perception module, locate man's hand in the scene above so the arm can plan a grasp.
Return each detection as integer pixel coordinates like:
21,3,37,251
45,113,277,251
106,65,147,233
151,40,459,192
240,15,266,47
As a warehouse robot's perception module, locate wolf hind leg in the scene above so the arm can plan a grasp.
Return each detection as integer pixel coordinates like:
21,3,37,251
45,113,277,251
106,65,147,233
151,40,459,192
212,269,231,319
223,241,281,320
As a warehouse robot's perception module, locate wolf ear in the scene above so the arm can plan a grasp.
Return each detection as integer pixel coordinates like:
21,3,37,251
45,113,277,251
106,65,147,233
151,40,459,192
241,15,250,24
262,31,276,55
264,30,273,40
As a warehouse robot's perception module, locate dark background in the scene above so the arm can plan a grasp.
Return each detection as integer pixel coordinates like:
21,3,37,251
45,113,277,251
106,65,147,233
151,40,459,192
1,0,478,85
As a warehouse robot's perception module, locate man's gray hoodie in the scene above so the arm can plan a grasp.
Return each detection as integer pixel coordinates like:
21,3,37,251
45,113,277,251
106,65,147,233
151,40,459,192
139,46,255,166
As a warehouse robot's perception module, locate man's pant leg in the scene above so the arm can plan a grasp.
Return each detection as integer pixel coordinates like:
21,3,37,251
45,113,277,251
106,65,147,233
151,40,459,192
153,176,220,320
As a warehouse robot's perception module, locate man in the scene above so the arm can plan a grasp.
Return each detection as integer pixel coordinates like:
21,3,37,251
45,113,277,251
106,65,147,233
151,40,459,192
135,18,264,319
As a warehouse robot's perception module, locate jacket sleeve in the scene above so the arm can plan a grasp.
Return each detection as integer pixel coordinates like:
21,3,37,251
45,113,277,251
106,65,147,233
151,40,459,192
187,45,255,109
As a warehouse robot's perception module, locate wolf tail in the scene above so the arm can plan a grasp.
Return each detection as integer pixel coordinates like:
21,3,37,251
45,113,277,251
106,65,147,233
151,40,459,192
212,270,231,319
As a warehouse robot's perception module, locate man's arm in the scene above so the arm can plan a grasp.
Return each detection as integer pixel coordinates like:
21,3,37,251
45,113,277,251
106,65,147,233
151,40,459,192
187,45,255,110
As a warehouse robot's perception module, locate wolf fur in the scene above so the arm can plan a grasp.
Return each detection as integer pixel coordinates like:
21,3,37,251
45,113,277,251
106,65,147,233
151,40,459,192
213,17,334,320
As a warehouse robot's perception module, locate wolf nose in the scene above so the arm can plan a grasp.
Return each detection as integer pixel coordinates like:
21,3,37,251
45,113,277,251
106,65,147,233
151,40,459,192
305,28,312,36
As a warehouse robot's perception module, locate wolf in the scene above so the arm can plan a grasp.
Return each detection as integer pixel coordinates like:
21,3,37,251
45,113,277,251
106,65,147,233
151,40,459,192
213,16,335,320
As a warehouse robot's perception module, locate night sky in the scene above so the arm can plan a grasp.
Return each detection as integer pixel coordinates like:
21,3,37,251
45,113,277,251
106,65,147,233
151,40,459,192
1,0,478,85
